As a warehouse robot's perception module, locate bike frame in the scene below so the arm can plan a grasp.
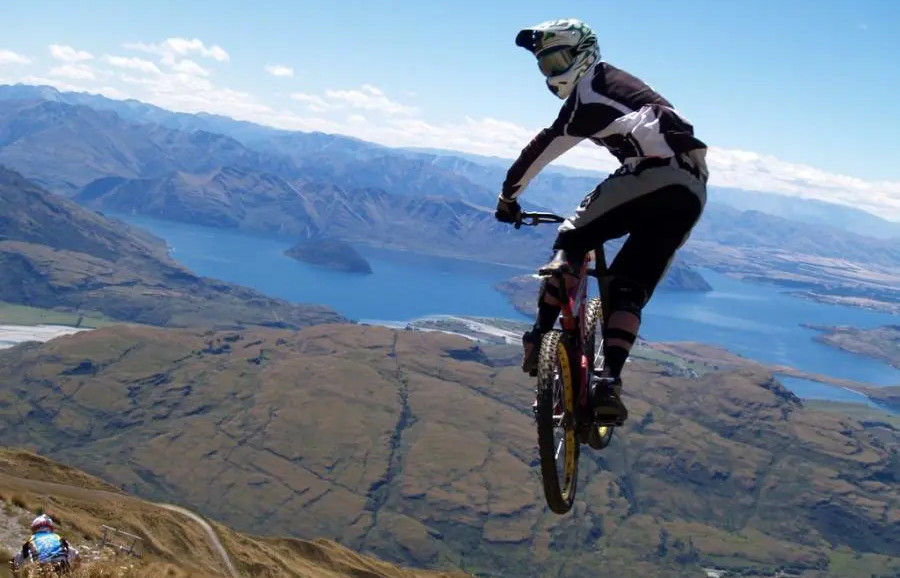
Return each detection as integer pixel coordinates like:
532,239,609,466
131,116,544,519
556,253,595,411
516,211,608,414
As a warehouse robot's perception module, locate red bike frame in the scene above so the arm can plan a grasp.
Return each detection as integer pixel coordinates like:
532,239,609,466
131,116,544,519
555,251,595,411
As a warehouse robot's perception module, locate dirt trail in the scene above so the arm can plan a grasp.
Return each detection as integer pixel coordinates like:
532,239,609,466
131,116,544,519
156,503,238,577
0,472,238,577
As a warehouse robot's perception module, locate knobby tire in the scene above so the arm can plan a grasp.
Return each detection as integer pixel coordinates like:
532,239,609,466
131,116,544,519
536,330,579,514
584,297,614,450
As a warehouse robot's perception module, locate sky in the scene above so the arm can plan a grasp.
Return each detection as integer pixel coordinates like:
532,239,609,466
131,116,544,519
1,0,899,219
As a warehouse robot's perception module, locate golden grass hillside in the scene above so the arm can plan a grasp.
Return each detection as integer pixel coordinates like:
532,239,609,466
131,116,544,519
0,448,467,578
0,324,898,577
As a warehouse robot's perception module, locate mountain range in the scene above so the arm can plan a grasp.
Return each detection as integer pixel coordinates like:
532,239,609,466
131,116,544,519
3,83,898,238
0,83,897,312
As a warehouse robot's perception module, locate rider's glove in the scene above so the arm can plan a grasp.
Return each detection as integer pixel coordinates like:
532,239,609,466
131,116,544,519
494,195,522,224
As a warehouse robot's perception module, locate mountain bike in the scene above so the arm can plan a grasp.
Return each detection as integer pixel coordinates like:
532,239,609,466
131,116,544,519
516,211,619,515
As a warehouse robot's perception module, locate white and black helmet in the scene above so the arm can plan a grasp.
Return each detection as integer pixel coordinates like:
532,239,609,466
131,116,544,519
31,514,54,533
515,19,600,99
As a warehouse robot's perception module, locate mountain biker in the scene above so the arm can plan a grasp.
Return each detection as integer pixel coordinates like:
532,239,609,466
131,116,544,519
12,514,77,575
495,18,709,425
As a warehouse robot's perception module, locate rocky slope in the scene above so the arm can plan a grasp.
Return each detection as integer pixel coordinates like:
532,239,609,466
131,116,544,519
0,324,896,577
0,166,343,328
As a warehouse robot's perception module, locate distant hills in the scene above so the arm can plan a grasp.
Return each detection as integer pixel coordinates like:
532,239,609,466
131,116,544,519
691,204,900,267
4,83,898,237
709,186,900,240
0,166,343,328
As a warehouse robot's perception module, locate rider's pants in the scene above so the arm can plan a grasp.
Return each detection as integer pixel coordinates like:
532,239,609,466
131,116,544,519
553,154,707,302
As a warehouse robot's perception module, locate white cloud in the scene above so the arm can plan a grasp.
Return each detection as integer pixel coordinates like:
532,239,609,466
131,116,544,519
324,84,417,115
105,55,162,75
706,148,900,218
265,64,294,78
290,91,329,113
292,84,416,116
124,38,229,62
0,49,30,65
49,64,96,80
170,59,210,77
49,44,93,62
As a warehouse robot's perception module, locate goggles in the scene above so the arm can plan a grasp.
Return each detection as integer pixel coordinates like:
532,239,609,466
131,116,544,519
537,48,575,76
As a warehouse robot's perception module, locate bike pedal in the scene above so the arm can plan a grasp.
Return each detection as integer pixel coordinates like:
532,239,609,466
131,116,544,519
594,417,624,427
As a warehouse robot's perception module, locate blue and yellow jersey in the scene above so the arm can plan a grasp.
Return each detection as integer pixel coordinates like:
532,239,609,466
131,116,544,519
27,531,66,562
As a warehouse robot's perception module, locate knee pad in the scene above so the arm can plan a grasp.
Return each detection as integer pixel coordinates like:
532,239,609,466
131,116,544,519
607,277,648,319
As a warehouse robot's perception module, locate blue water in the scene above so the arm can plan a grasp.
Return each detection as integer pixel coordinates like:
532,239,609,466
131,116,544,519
117,214,899,389
778,376,883,408
640,273,899,386
121,214,525,321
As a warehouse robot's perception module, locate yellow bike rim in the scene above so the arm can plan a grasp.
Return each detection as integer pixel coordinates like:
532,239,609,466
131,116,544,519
556,339,577,499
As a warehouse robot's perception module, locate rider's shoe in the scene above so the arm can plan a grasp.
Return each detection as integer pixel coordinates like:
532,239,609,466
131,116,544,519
590,369,628,426
521,330,541,376
538,250,571,276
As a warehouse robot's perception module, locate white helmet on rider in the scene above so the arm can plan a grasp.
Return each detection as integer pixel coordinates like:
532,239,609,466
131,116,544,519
31,514,54,533
515,19,599,99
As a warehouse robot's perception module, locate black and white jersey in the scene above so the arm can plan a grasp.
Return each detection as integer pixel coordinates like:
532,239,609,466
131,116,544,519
502,62,708,199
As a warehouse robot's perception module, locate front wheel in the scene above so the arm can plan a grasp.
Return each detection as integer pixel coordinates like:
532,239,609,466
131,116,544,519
536,330,579,514
584,297,614,450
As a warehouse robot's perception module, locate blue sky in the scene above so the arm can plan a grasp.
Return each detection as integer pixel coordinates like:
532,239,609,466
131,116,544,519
1,0,899,217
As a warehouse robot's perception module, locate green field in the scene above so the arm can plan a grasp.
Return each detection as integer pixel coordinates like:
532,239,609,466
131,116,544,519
0,302,121,328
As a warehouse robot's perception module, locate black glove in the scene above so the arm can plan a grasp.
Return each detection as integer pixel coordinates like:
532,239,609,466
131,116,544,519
495,196,522,224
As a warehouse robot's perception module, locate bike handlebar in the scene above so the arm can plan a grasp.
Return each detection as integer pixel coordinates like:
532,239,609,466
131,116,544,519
514,211,566,229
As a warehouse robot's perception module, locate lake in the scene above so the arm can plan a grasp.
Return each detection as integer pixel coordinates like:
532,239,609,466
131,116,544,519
116,214,899,389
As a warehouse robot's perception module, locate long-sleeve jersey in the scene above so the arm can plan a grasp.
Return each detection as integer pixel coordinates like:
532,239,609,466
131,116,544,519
502,62,708,200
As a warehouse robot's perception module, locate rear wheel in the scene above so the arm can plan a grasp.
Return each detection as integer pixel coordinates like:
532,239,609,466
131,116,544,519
535,329,579,514
584,297,614,450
